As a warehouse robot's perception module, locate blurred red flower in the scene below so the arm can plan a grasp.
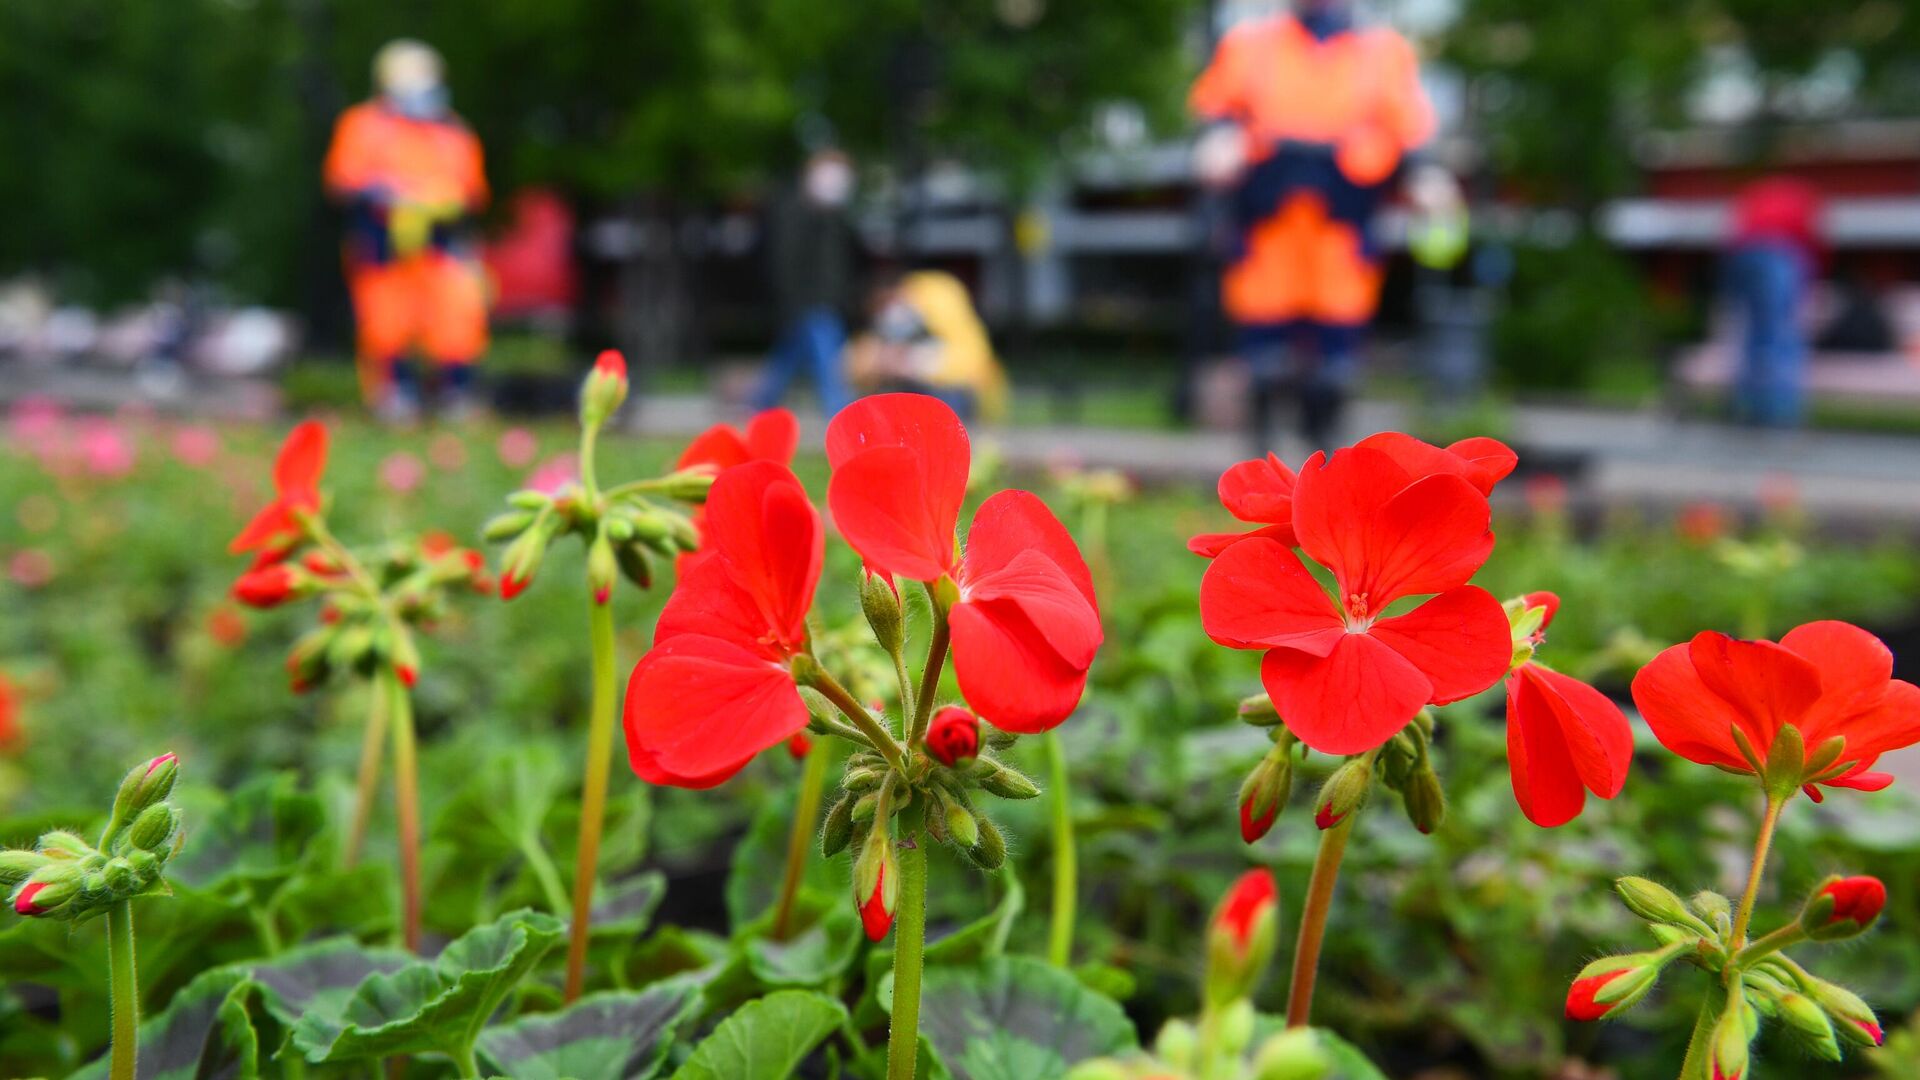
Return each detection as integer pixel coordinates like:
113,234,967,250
229,421,328,554
676,408,800,473
623,461,821,788
1634,622,1920,800
1200,440,1510,754
1504,592,1633,827
1212,868,1277,950
826,394,1101,733
1187,453,1298,558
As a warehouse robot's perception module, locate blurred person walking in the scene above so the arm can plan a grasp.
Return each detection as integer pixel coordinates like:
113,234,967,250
1726,177,1822,428
847,267,1009,422
751,148,861,416
1190,0,1446,451
325,40,490,423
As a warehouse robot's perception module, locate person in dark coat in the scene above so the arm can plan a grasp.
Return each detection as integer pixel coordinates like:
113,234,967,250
752,148,861,415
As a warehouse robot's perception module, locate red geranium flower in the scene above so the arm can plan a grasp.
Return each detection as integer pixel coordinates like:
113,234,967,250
676,408,800,473
1188,454,1298,557
826,394,1102,733
1504,592,1633,827
623,461,822,788
230,421,329,554
1632,621,1920,800
1199,441,1511,754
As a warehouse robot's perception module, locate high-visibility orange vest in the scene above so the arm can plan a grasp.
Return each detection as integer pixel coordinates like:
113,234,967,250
324,101,487,210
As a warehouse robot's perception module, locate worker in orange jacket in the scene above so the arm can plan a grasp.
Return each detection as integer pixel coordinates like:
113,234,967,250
325,40,490,422
1191,0,1454,448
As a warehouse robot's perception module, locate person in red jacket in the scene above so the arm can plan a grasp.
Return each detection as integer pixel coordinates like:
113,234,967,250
1191,0,1450,449
325,40,490,422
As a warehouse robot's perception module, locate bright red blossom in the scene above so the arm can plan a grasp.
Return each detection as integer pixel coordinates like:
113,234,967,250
827,395,1102,733
1631,621,1920,799
1505,592,1633,828
1200,439,1513,754
676,408,800,474
594,349,627,380
233,564,299,608
624,461,822,788
1188,453,1298,557
926,706,980,766
230,421,328,554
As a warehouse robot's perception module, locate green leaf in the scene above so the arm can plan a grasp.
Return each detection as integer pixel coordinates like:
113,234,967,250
67,968,257,1080
726,796,844,927
667,989,847,1080
1315,1029,1391,1080
918,957,1135,1080
170,772,328,894
246,936,415,1029
590,870,667,938
290,908,564,1064
742,904,863,988
478,981,701,1080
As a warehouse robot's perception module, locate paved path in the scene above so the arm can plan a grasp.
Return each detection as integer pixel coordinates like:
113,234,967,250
626,394,1920,527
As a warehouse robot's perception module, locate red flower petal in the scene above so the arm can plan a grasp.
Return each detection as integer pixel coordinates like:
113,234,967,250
960,490,1098,615
1632,643,1753,772
1198,538,1343,654
1687,632,1821,753
1218,454,1297,524
950,554,1101,733
1781,620,1896,739
676,425,752,471
1261,632,1433,754
1525,590,1561,632
826,394,970,582
1352,431,1516,495
1507,664,1634,827
1187,523,1298,559
699,461,821,650
623,634,808,787
228,500,299,554
746,408,800,463
273,421,329,494
1368,585,1511,705
1293,448,1494,608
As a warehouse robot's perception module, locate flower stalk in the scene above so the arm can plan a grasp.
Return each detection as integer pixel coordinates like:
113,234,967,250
385,665,423,952
106,899,138,1080
1045,729,1076,967
342,680,388,869
1285,804,1356,1028
564,596,619,999
887,810,930,1080
772,737,833,940
1730,793,1784,948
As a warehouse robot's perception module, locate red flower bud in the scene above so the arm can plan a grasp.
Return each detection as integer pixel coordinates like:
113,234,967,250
1819,875,1885,927
13,880,49,916
595,349,627,380
1856,1020,1886,1047
926,706,980,767
1240,794,1279,843
396,664,418,688
1214,869,1277,951
860,861,894,940
233,564,299,608
500,571,529,601
1565,969,1629,1021
787,732,813,760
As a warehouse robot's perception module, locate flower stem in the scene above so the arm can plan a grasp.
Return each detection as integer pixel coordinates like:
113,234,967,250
1730,794,1784,948
772,738,833,940
1729,921,1806,970
1678,981,1726,1080
564,597,619,1001
385,667,423,952
343,681,389,869
1285,808,1357,1028
810,667,909,775
449,1040,481,1079
887,821,929,1080
106,900,138,1080
908,591,951,746
1044,730,1076,968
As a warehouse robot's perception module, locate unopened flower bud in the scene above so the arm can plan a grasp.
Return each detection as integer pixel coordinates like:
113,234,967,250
1801,875,1885,939
1251,1029,1331,1080
964,815,1007,870
979,761,1041,800
1205,869,1279,1008
821,792,856,858
111,753,178,832
860,568,904,655
232,563,306,608
1772,991,1842,1062
1564,951,1672,1021
856,851,897,941
287,627,331,693
125,804,179,854
35,831,92,859
1806,976,1883,1048
1402,763,1445,834
1709,992,1756,1080
389,629,422,689
940,792,981,850
499,526,550,601
587,532,618,606
1153,1018,1197,1071
102,857,139,894
579,349,629,429
0,850,49,887
483,509,536,542
615,542,654,589
1617,876,1708,931
1237,750,1291,844
926,706,980,768
1314,757,1372,830
1238,693,1281,726
11,867,79,918
1218,998,1256,1056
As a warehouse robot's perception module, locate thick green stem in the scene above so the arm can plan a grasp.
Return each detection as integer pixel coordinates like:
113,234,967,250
343,681,389,869
564,598,619,1001
772,740,833,939
887,824,930,1080
106,900,138,1080
385,668,423,953
1285,808,1357,1028
1730,794,1784,948
449,1040,481,1079
1730,921,1805,970
1045,730,1076,968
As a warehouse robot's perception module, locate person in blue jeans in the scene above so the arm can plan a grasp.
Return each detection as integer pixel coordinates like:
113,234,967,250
1726,177,1821,428
753,148,860,415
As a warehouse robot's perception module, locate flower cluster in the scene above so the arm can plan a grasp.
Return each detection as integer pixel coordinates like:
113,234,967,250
3,753,183,921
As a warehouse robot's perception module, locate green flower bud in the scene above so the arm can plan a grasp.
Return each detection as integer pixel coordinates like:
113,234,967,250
579,349,629,430
125,804,179,854
1238,693,1280,726
1709,990,1757,1080
1205,870,1279,1008
0,850,50,887
1617,877,1711,932
111,753,178,827
587,532,619,606
1773,991,1842,1062
482,509,536,542
979,763,1041,800
507,489,553,511
1314,756,1373,830
964,815,1007,870
1807,976,1883,1048
11,864,82,918
655,469,717,503
860,569,904,656
1252,1029,1331,1080
35,831,93,859
821,792,856,858
1153,1018,1197,1071
615,542,654,590
1402,763,1445,835
1217,998,1256,1057
940,792,980,850
1237,748,1292,844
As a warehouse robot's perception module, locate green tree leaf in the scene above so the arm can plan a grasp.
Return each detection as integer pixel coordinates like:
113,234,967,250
290,908,564,1066
478,980,701,1080
918,956,1135,1080
667,989,847,1080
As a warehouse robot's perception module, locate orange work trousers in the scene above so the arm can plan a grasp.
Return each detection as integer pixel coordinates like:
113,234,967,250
347,251,489,400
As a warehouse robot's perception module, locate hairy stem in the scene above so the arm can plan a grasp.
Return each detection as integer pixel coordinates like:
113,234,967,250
343,681,389,869
1678,981,1727,1080
909,590,951,746
1285,808,1357,1028
565,597,619,1001
1730,794,1784,948
773,739,833,939
386,668,423,952
1045,730,1077,968
106,900,138,1080
810,667,908,775
887,824,930,1080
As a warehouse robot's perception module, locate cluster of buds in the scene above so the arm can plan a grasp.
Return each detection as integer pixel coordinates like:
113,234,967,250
1069,871,1335,1080
1568,874,1886,1072
821,697,1029,940
1234,693,1442,843
3,754,183,922
486,354,710,604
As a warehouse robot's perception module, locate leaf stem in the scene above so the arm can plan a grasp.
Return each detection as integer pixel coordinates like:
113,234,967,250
1045,730,1076,968
1730,793,1784,948
385,667,423,953
565,596,619,1001
343,680,389,869
773,738,833,939
887,818,929,1080
1285,807,1357,1028
106,900,138,1080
